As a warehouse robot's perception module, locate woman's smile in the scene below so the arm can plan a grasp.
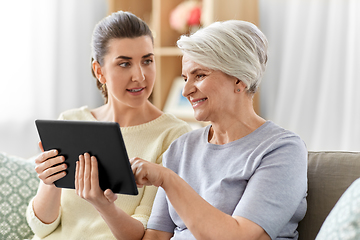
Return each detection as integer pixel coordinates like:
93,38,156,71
191,97,208,108
127,87,146,95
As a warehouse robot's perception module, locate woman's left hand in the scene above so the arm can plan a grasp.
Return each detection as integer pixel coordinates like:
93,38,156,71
75,153,118,209
130,157,169,188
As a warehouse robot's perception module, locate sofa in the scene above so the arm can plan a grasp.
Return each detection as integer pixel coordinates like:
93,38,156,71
0,152,39,240
1,151,360,240
297,151,360,240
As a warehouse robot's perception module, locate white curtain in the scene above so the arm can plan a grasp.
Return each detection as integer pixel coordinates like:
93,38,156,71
259,0,360,151
0,0,107,158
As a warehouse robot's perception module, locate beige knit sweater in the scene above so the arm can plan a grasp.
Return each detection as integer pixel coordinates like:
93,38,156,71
26,106,191,240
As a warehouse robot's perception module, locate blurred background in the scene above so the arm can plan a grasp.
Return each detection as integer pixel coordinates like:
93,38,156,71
1,0,359,158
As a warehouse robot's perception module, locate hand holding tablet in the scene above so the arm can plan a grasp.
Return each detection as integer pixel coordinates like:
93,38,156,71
35,120,138,195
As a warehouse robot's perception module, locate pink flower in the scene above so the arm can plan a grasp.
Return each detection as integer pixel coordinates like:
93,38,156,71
170,1,202,33
188,6,201,26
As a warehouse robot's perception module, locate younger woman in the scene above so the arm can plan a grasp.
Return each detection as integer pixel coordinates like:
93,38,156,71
26,11,191,240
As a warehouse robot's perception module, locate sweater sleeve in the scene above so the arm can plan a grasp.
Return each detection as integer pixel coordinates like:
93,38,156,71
131,185,158,228
26,197,62,238
233,135,307,239
25,108,88,237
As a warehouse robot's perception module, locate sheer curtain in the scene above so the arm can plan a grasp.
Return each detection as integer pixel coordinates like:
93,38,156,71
0,0,107,158
259,0,360,151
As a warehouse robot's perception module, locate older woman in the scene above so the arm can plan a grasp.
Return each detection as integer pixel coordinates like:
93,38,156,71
130,20,308,240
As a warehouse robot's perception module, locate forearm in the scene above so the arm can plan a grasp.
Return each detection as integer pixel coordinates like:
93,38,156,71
33,182,62,224
131,159,245,239
96,203,145,240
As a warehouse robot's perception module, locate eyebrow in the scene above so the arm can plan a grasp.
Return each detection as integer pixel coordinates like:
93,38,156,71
142,53,154,58
115,53,154,60
190,68,202,74
181,68,210,77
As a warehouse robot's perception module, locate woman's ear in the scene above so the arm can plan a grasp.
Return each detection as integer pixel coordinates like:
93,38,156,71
92,61,105,84
235,79,247,93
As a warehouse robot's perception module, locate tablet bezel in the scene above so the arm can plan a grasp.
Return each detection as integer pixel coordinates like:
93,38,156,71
35,119,138,195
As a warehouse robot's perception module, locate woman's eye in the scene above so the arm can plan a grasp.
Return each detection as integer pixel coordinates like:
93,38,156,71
197,74,205,79
119,62,130,67
143,59,153,65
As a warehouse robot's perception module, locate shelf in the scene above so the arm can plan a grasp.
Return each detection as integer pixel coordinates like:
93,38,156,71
108,0,260,115
154,47,182,56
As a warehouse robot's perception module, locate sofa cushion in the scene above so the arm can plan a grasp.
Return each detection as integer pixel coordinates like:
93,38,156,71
0,152,39,240
298,151,360,240
315,178,360,239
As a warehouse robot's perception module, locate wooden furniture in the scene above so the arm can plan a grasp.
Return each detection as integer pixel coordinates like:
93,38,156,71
107,0,260,119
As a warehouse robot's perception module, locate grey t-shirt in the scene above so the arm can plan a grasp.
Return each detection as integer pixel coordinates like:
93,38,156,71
147,121,308,240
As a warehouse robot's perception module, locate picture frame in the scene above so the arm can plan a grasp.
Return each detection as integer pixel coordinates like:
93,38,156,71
163,77,194,119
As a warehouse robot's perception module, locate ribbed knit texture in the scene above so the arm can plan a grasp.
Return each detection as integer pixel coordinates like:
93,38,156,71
26,106,192,239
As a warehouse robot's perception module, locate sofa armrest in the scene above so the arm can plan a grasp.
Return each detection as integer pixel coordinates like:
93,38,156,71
297,151,360,240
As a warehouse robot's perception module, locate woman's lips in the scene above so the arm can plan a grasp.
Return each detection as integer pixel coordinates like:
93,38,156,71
191,98,207,108
127,87,145,95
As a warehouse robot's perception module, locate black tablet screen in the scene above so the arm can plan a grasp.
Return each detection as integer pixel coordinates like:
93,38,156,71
35,120,138,195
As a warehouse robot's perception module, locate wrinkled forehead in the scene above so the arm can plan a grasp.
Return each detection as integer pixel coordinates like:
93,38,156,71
182,54,213,75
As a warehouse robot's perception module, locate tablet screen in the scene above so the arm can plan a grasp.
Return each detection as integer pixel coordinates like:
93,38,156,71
35,119,138,195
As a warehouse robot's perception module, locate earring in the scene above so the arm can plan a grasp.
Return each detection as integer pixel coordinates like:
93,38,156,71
237,89,240,92
98,75,106,92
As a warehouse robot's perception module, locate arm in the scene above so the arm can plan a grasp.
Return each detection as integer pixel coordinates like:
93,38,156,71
143,229,173,240
26,142,67,237
75,153,145,240
131,158,270,240
32,142,66,224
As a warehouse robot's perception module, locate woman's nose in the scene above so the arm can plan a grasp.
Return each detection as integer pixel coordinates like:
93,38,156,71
132,65,145,82
182,79,195,97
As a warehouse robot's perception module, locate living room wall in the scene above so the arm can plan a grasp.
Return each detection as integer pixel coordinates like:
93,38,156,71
1,0,359,158
259,0,360,151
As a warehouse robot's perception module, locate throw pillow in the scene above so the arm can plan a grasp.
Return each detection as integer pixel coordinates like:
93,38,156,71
316,178,360,240
0,152,39,240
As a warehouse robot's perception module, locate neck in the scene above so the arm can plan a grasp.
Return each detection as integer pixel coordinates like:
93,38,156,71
208,106,265,145
91,100,162,127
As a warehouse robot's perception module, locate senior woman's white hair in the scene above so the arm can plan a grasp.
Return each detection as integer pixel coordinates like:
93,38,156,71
177,20,268,94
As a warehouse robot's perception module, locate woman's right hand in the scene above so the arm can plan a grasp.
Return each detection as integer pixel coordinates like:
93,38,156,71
34,142,67,185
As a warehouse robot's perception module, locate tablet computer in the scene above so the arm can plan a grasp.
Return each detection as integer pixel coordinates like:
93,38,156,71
35,119,138,195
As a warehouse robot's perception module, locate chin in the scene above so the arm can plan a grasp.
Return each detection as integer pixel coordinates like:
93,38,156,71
193,112,209,123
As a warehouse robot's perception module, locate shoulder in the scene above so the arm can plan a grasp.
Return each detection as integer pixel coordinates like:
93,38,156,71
255,122,308,168
160,113,192,129
58,106,96,121
162,126,207,168
258,121,306,151
120,113,193,151
151,113,193,137
168,124,205,144
260,121,299,138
